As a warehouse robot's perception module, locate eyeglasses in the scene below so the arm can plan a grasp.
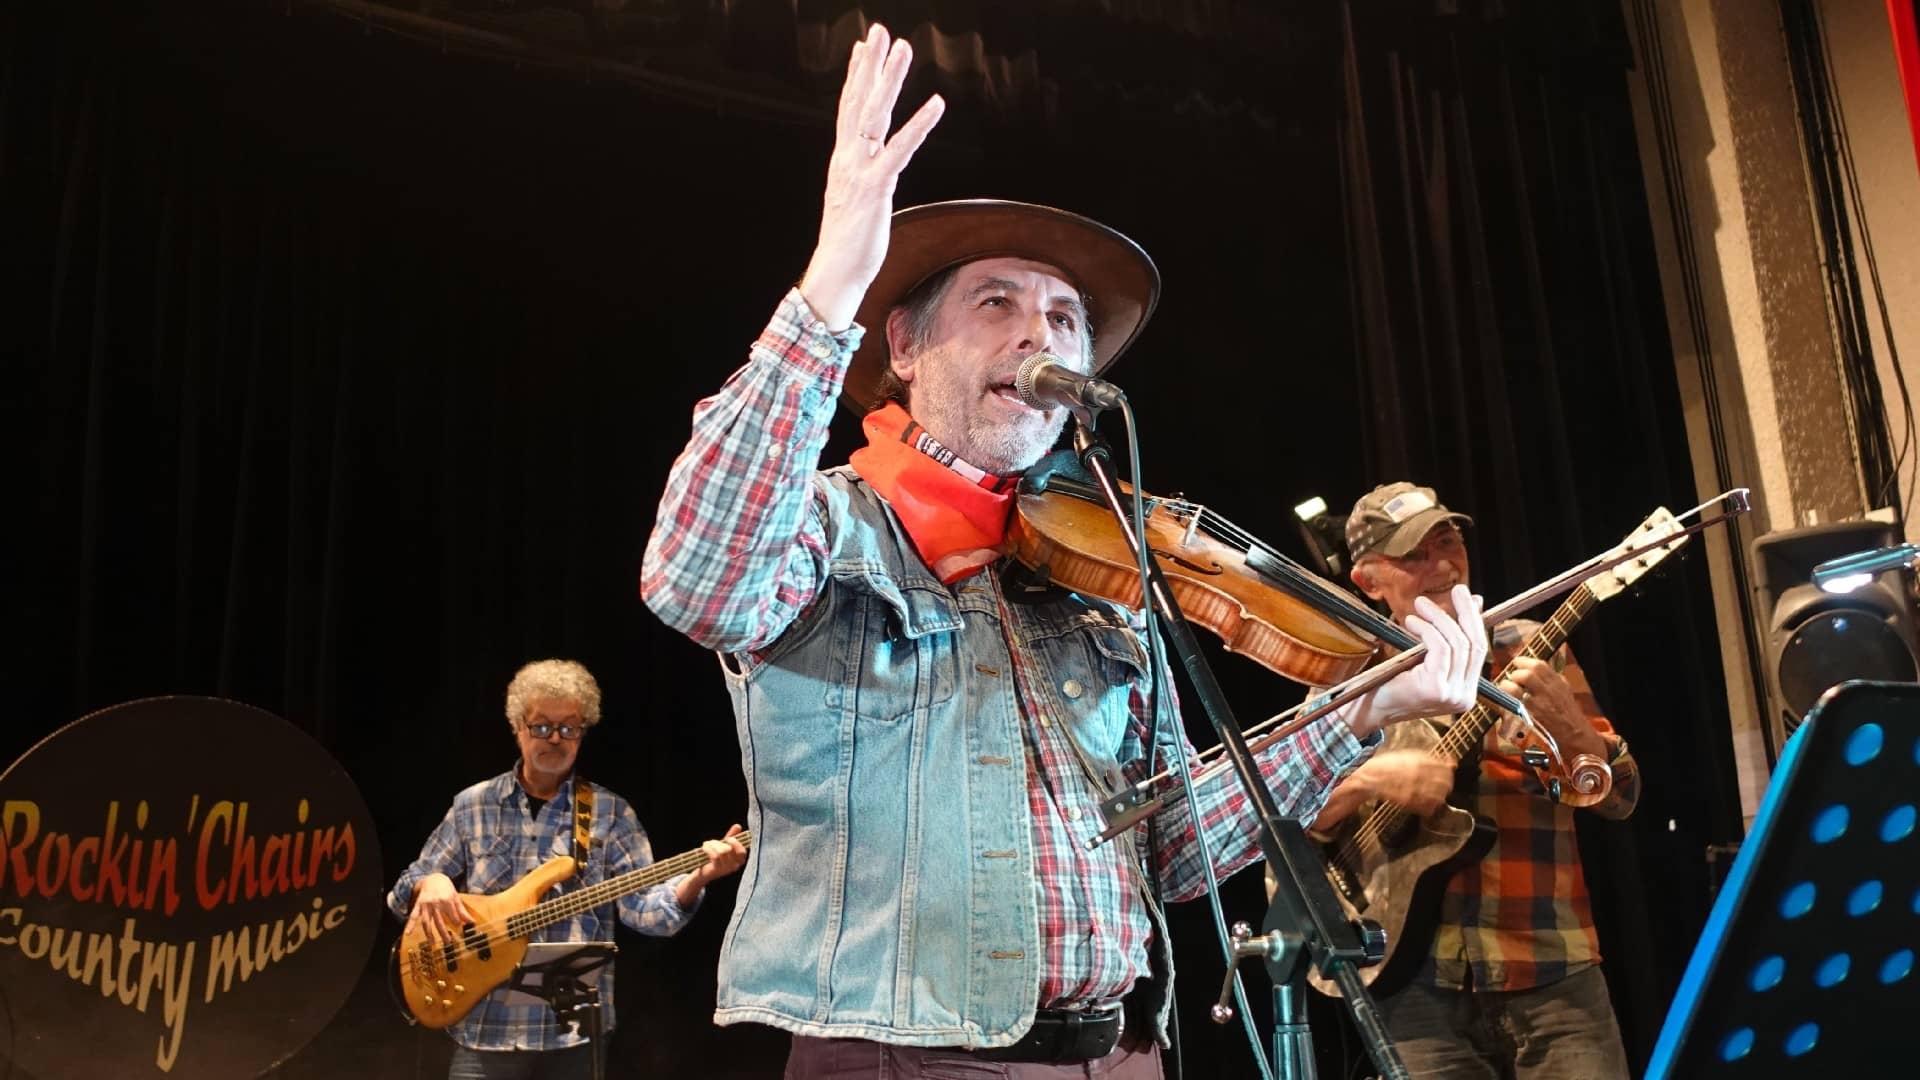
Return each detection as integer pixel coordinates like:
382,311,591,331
521,721,589,740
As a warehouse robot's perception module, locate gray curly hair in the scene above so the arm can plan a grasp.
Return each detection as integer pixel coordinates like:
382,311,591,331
504,659,602,730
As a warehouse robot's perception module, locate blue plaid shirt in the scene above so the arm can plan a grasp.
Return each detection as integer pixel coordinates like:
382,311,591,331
388,769,699,1051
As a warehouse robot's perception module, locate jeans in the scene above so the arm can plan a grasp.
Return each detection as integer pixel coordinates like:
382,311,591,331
448,1043,594,1080
1371,965,1629,1079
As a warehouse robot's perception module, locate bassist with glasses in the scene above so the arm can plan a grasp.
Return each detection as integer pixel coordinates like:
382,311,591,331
388,659,747,1080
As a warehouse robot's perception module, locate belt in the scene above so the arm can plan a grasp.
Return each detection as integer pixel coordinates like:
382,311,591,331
968,1004,1125,1063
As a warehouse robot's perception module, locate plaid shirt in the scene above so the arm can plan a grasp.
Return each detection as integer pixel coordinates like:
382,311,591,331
1427,632,1640,991
387,769,698,1051
643,288,1375,1010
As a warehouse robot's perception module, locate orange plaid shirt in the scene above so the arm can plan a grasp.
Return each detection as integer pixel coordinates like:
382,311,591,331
1425,625,1640,991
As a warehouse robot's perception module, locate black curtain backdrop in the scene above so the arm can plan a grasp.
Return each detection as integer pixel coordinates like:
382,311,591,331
3,1,1735,1077
1334,0,1742,1069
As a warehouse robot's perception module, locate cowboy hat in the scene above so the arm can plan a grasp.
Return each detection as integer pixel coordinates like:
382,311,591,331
841,199,1161,414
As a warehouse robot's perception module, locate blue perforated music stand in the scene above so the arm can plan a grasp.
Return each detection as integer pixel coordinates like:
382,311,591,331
1648,680,1920,1076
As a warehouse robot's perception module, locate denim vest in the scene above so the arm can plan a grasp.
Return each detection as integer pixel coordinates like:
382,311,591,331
713,467,1176,1048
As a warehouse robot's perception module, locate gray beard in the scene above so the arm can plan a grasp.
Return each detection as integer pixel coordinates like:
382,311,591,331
960,411,1068,474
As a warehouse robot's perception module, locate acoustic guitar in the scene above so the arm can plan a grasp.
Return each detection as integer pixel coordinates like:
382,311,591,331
391,830,752,1028
1308,510,1684,999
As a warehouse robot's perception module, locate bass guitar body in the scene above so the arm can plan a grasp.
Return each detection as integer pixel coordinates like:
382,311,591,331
390,856,575,1029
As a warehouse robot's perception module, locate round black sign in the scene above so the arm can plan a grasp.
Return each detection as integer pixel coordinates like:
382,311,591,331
0,697,382,1080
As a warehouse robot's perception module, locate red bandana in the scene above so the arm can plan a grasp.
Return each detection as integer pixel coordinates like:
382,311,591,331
849,403,1019,583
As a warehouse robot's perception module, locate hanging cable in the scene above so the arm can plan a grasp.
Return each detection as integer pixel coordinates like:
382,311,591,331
1113,398,1278,1080
1780,0,1905,520
1809,0,1917,521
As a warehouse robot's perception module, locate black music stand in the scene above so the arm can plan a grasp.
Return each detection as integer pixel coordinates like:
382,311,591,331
505,942,618,1080
1647,680,1920,1077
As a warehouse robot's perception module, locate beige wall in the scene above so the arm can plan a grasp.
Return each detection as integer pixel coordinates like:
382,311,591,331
1622,0,1919,821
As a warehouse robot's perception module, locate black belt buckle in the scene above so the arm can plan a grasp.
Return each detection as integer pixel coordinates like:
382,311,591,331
972,1005,1122,1063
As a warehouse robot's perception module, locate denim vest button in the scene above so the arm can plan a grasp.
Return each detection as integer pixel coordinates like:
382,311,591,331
1062,679,1084,699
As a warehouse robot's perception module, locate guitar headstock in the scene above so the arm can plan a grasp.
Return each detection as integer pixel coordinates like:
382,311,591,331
1589,507,1688,601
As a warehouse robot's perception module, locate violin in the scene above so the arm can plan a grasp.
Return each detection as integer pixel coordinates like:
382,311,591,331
1007,468,1379,690
1004,450,1747,829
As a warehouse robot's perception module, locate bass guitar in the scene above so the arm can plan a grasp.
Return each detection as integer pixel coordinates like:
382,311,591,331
391,830,752,1028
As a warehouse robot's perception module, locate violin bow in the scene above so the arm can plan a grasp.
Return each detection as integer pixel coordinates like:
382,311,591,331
1087,487,1751,847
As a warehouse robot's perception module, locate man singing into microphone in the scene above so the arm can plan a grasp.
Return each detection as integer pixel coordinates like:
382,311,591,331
640,22,1492,1078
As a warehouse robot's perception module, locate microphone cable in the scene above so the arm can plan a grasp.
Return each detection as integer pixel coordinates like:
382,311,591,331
1109,394,1279,1080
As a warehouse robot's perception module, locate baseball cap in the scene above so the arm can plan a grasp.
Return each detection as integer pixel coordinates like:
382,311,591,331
1345,482,1473,561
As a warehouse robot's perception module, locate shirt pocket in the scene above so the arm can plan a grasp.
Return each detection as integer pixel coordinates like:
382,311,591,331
1026,607,1152,752
465,834,521,897
825,563,963,723
1032,608,1150,693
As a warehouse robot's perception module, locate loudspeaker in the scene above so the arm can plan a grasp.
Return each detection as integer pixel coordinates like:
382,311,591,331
1751,520,1920,754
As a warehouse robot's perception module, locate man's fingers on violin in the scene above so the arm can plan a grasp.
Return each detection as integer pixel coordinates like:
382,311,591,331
1460,589,1490,658
1428,591,1466,668
1466,588,1497,657
1412,597,1463,668
1402,613,1441,671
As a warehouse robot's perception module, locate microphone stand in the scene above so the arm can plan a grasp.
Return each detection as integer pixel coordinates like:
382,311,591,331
1066,416,1407,1080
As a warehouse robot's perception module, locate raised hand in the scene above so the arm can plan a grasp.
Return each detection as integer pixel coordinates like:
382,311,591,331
797,22,946,332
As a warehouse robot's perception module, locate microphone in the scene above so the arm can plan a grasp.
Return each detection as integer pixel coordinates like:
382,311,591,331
1811,543,1920,594
1014,352,1126,411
